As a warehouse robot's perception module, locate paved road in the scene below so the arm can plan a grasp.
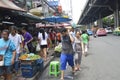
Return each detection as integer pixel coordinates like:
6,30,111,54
39,35,120,80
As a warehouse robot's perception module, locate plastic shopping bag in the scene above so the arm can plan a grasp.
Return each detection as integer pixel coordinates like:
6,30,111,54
24,44,29,53
36,43,41,51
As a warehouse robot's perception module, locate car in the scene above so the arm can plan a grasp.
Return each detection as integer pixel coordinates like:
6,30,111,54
113,27,120,36
87,29,93,36
105,27,112,33
96,28,107,36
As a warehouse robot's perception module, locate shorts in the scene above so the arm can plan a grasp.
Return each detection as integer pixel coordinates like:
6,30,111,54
40,45,47,49
57,40,61,43
15,53,20,61
60,53,74,70
0,66,12,75
52,40,55,44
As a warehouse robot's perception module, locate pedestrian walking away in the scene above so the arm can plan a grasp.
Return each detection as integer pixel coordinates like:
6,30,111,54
49,29,56,48
38,29,49,61
81,30,90,56
56,30,61,45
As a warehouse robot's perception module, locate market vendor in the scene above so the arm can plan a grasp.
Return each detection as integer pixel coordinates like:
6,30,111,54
22,27,33,53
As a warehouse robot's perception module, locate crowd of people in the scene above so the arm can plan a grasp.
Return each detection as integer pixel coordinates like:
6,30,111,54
0,26,63,80
0,26,35,80
0,25,90,80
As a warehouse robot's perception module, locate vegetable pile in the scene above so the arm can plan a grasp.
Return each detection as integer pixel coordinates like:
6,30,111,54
19,53,41,60
54,43,62,52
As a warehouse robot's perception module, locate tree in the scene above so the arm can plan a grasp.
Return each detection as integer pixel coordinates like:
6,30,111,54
102,15,114,27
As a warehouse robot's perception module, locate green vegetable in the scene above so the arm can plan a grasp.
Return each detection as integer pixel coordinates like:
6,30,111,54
54,45,62,52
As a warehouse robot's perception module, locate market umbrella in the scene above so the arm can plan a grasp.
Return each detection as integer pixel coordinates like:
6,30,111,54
42,16,72,23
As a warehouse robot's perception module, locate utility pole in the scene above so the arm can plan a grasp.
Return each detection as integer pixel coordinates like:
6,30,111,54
70,0,73,20
41,0,46,17
24,0,29,11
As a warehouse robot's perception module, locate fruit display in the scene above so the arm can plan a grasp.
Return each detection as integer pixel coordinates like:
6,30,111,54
19,54,28,60
19,53,41,60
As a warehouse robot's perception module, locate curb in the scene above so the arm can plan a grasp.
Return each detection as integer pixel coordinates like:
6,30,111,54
32,56,54,80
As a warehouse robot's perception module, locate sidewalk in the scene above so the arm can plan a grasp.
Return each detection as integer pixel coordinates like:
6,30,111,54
39,58,76,80
12,49,55,80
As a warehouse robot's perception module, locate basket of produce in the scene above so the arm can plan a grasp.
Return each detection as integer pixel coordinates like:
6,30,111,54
19,53,41,66
54,43,62,57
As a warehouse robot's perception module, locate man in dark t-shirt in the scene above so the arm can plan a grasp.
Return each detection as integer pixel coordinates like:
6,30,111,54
60,28,75,80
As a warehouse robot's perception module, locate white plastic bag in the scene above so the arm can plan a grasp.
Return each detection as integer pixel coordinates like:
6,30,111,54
24,44,29,53
74,53,78,60
36,43,41,51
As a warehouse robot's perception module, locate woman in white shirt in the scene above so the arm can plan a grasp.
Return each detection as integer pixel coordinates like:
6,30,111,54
38,29,49,61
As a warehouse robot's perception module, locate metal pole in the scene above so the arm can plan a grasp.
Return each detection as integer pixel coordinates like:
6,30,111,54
70,0,73,20
116,0,119,28
24,0,27,10
41,0,46,17
114,0,119,28
98,14,102,28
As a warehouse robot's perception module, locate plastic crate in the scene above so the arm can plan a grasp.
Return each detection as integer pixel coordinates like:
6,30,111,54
21,66,37,78
20,60,37,68
36,59,44,72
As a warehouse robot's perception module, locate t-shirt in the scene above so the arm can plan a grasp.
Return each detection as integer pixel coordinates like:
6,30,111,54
23,32,33,44
38,32,48,45
74,37,82,52
0,39,16,66
81,33,89,44
9,33,22,53
49,32,56,40
57,33,61,41
61,35,74,54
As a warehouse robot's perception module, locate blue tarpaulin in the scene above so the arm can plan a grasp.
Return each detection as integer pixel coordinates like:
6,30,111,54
43,16,72,23
47,0,58,7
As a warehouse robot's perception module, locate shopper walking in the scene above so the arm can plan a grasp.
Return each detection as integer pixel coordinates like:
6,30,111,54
49,29,56,48
9,26,23,75
81,30,89,56
38,29,49,61
0,30,16,80
70,28,75,51
60,28,75,80
74,31,83,71
21,27,33,53
56,30,61,44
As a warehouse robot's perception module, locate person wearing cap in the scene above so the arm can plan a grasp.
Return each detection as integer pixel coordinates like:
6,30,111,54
60,28,75,80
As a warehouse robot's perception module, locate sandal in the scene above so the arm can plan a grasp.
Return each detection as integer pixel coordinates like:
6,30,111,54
60,78,64,80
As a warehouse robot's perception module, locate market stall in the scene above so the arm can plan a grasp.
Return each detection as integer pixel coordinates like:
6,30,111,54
19,53,44,78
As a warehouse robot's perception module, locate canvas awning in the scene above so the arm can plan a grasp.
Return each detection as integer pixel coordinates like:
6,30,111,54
29,7,43,16
0,0,25,12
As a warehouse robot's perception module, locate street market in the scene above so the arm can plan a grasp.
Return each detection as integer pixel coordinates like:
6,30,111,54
0,0,120,80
